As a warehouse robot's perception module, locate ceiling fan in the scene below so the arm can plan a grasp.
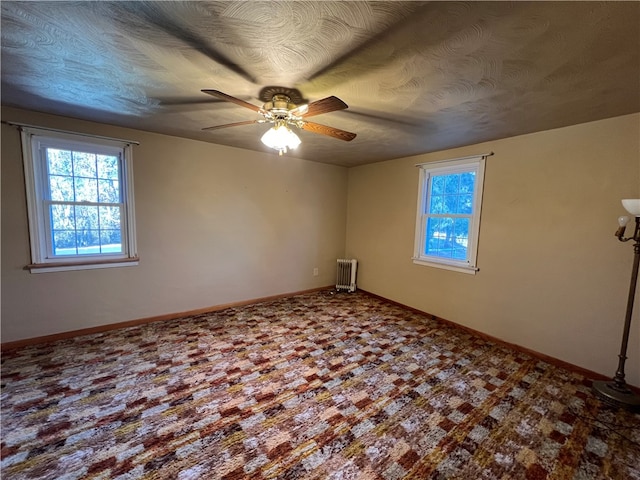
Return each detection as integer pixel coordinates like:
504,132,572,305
200,87,357,155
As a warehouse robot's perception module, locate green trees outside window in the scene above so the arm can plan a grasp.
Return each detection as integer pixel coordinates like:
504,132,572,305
46,148,123,255
425,172,476,260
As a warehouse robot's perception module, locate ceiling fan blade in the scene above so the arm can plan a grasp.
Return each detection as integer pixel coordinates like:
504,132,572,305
201,90,262,113
113,4,256,83
298,4,427,85
158,94,254,107
299,96,349,118
288,104,309,116
202,120,259,131
301,122,357,141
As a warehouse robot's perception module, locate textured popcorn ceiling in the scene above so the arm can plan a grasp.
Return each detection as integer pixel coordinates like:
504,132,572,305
1,1,639,166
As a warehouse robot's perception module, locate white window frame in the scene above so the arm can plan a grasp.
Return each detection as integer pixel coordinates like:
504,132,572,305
20,126,139,273
413,154,488,274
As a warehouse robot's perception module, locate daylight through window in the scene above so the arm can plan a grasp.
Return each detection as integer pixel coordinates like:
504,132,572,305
413,154,488,274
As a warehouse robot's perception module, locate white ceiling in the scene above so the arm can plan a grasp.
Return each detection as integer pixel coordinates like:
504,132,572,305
2,1,639,167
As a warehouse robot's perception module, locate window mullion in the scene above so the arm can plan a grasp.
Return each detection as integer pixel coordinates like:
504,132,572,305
39,145,55,260
48,200,122,207
43,200,55,259
426,213,472,219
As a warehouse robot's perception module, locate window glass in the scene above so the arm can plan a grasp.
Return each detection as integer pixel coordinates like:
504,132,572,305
44,147,123,256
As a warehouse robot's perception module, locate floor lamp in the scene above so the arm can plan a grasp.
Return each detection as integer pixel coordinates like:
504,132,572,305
592,199,640,412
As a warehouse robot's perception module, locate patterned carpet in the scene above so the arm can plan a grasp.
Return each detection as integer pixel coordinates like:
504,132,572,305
1,290,639,480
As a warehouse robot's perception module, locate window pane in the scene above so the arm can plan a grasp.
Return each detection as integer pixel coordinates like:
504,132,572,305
443,194,458,214
431,176,445,195
49,204,124,257
460,172,475,193
75,205,99,230
74,177,98,202
425,216,469,261
47,149,72,175
73,151,97,178
425,217,449,255
49,175,74,201
50,204,75,230
444,174,460,194
97,155,119,179
98,179,120,203
100,230,122,253
458,194,473,214
99,206,120,229
76,230,100,252
53,230,77,256
427,216,453,257
429,195,444,214
453,217,469,249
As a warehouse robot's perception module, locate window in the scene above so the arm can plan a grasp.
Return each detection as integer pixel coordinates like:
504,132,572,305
20,126,138,273
413,154,488,274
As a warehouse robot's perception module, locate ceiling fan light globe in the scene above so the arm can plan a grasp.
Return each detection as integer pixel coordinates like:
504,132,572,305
284,127,301,150
261,124,301,153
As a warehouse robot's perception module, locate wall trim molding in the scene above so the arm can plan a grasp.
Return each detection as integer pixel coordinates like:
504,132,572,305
360,289,640,393
1,286,333,351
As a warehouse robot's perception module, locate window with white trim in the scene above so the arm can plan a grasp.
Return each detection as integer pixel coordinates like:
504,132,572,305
413,154,487,274
20,126,138,273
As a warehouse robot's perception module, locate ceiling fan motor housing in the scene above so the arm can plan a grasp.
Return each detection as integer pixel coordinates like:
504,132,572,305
264,94,298,117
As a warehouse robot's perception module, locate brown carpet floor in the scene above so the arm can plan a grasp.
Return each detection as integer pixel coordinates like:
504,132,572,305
2,290,639,479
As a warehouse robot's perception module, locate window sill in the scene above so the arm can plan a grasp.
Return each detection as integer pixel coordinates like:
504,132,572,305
26,257,139,273
412,257,479,275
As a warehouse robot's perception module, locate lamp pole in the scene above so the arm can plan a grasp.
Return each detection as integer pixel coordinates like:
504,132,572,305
592,202,640,412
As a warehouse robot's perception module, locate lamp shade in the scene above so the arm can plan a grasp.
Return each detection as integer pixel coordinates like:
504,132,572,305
621,199,640,216
261,123,301,154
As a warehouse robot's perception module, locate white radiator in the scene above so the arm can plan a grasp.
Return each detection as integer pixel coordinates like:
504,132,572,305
336,259,358,292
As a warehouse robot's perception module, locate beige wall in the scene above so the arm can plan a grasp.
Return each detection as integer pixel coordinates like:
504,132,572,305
346,113,640,387
1,107,347,342
3,106,639,388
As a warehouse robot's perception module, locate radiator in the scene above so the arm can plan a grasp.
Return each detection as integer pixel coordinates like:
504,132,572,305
336,259,358,292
